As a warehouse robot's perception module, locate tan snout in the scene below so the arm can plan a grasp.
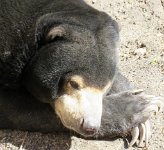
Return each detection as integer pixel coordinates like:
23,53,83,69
54,88,103,136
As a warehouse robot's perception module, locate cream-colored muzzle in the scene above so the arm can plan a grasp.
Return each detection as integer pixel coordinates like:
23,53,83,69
54,88,103,136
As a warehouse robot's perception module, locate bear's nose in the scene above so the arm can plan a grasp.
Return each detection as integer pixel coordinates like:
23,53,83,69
81,117,100,135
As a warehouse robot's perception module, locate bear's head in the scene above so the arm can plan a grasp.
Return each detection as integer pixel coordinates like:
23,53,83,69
23,12,119,136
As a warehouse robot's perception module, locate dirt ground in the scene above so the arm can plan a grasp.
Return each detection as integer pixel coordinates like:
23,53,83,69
0,0,164,149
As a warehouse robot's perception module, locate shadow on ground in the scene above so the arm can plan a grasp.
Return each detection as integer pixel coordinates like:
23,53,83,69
0,130,72,150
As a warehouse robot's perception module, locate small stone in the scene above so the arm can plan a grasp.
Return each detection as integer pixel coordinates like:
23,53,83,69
157,33,163,37
134,47,147,56
92,0,97,4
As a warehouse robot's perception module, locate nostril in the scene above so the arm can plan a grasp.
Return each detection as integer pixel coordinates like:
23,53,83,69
83,127,97,134
80,118,85,127
80,118,99,135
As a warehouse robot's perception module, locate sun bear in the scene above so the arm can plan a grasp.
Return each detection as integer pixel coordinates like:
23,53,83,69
0,0,162,148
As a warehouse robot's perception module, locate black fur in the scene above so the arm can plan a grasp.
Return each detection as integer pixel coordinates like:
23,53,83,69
0,0,154,139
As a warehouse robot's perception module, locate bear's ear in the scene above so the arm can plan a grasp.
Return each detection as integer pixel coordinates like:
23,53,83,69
45,26,66,43
35,25,67,48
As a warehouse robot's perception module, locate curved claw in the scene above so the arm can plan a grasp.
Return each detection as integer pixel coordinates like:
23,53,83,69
145,120,151,148
132,89,144,95
144,97,164,114
128,127,139,147
138,123,145,147
128,96,163,148
150,97,164,112
129,120,151,148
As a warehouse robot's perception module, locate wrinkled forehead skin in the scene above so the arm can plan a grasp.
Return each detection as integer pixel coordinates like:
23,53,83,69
32,12,119,89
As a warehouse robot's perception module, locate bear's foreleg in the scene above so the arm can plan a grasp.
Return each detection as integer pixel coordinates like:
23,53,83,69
97,72,163,148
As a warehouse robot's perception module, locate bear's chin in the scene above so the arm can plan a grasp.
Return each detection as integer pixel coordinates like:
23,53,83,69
68,126,98,137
